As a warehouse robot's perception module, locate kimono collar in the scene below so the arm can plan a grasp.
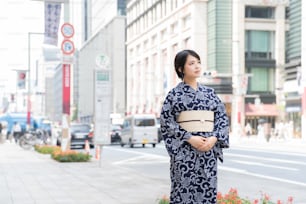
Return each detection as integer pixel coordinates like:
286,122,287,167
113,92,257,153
178,82,199,92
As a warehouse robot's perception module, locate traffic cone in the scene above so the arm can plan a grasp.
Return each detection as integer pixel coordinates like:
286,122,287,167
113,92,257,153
95,145,100,160
85,140,90,153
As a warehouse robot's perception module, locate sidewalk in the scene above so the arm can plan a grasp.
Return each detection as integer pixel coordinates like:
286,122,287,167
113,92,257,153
0,141,169,204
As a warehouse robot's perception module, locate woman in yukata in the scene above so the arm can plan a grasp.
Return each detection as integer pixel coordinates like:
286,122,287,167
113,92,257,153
160,49,229,204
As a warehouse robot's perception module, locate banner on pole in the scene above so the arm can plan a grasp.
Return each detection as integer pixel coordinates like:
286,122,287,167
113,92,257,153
44,2,61,46
62,64,70,114
17,70,26,89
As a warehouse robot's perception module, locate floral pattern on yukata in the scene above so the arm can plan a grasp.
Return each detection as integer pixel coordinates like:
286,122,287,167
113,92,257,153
160,82,229,204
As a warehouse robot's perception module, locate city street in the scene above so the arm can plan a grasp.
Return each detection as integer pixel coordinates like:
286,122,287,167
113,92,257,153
219,145,306,203
1,1,306,203
1,136,306,204
99,138,306,203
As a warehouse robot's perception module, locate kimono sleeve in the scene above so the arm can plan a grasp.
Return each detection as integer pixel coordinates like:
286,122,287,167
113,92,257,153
160,91,192,156
211,91,230,162
212,90,229,148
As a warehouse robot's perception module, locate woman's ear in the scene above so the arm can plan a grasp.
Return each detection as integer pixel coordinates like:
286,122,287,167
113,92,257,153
179,67,183,74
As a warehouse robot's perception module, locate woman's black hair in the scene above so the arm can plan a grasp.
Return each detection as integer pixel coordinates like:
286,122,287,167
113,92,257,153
174,49,201,80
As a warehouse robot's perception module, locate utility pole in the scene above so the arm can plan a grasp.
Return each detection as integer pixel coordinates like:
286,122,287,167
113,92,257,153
27,32,44,129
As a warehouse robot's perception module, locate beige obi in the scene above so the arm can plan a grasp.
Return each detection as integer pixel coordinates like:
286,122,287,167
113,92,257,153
177,110,214,132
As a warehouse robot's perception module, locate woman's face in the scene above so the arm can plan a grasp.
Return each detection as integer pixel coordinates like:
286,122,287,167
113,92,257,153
183,55,202,80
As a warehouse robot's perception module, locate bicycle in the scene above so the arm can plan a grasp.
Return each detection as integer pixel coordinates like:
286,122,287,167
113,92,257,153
19,130,40,150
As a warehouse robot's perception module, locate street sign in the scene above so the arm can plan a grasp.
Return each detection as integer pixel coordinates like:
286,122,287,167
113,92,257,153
61,39,75,55
94,69,112,145
61,22,74,38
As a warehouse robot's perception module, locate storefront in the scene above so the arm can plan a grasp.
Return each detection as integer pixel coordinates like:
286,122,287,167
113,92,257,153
245,103,279,135
285,99,301,138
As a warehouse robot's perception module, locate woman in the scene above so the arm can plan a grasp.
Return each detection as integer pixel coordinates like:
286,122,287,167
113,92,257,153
160,49,229,203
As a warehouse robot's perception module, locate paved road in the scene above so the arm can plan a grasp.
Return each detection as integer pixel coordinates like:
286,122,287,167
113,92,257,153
219,135,306,203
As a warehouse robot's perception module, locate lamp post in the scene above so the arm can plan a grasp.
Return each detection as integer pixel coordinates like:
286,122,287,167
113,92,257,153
27,32,44,128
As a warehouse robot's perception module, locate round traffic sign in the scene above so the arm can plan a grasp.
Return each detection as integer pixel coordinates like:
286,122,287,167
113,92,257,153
61,23,74,38
19,72,26,79
61,39,75,55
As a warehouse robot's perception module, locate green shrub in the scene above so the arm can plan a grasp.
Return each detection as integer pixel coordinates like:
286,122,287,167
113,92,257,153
34,145,61,154
157,195,169,204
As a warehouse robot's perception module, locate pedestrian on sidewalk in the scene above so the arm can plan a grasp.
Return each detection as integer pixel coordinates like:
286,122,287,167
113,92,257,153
12,122,22,144
245,122,252,138
257,122,265,143
0,122,3,143
160,49,229,204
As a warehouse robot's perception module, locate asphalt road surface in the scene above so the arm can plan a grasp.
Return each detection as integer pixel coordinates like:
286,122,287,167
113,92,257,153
85,141,306,203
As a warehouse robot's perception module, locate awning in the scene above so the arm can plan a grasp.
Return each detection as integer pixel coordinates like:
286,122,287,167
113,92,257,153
245,103,279,116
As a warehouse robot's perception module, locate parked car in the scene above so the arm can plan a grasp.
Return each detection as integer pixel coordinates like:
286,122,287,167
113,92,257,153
57,123,94,148
120,114,158,148
109,124,122,143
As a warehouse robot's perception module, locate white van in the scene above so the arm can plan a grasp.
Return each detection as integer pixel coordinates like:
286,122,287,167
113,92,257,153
120,114,158,148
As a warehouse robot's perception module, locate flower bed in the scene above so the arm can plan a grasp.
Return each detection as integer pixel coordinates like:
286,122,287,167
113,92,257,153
158,188,294,204
34,144,91,162
51,149,91,162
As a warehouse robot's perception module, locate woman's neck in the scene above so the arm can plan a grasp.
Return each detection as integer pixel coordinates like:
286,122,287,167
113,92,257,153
183,78,197,90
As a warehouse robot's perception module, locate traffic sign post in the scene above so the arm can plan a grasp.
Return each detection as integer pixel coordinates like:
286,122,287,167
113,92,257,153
60,23,74,151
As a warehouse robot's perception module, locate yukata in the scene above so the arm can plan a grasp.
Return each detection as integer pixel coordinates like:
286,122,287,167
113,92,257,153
160,82,229,204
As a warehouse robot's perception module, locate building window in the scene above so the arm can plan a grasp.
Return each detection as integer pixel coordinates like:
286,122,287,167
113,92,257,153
129,48,134,57
182,15,191,29
117,0,126,16
152,34,157,45
170,21,178,34
249,67,275,93
161,29,167,41
184,37,191,48
245,30,274,59
245,6,274,19
143,40,148,51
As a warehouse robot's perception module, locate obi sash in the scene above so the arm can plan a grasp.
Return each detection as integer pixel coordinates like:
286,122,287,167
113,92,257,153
177,110,214,132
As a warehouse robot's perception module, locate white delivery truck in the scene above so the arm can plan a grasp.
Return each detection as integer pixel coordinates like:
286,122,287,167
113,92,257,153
120,114,158,148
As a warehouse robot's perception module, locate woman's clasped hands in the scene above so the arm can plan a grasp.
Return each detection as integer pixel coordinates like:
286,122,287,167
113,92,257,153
187,136,217,152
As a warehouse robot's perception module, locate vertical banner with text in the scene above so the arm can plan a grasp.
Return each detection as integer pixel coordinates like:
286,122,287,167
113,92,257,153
62,64,70,115
44,2,61,46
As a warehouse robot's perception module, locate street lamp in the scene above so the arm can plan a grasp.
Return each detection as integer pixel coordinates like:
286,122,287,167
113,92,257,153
27,32,44,128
